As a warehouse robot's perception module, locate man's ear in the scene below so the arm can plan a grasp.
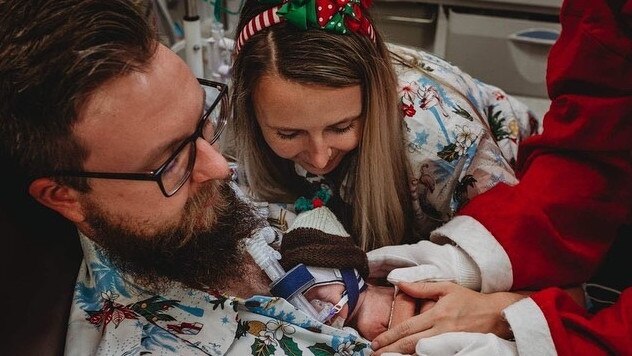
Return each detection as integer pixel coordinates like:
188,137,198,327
28,178,85,223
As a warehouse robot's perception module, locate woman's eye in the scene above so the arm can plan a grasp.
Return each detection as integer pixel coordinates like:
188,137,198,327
331,122,355,134
276,131,299,140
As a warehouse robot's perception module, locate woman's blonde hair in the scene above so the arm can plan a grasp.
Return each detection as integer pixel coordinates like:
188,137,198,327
230,0,412,250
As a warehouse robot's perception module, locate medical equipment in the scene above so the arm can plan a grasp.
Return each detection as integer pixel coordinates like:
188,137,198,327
182,0,204,77
159,0,235,83
245,228,333,323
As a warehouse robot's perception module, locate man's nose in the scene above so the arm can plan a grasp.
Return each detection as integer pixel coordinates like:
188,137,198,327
191,137,230,182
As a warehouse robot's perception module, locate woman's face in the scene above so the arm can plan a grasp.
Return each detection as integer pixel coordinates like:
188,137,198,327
253,74,363,175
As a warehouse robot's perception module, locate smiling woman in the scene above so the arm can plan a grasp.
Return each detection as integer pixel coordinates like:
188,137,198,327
229,0,537,251
254,75,363,176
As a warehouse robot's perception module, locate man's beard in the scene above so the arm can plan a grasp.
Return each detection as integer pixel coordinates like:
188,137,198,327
84,181,265,292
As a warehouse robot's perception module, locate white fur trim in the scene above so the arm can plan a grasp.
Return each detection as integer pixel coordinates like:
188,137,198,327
430,215,513,292
287,207,350,237
503,298,557,356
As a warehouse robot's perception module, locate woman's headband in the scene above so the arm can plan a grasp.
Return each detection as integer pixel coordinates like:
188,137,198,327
235,0,376,53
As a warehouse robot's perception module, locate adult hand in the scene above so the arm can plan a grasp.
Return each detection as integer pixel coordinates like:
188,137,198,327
371,282,525,355
414,332,518,356
366,241,481,290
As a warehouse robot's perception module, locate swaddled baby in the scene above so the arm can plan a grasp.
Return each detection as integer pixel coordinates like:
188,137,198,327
279,207,413,340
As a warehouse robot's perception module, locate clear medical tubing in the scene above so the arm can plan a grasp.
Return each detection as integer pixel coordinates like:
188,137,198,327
245,229,325,321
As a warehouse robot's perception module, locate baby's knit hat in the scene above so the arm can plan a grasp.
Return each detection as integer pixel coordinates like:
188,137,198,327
280,207,369,279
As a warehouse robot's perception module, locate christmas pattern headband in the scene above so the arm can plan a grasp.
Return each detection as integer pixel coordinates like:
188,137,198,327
236,0,376,53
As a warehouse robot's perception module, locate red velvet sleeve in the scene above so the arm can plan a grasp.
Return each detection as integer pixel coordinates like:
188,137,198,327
457,0,632,289
531,287,632,355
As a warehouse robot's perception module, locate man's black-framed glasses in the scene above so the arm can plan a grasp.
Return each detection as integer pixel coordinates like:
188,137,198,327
50,78,228,197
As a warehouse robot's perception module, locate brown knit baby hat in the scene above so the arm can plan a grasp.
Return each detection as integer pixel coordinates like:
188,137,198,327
280,207,369,279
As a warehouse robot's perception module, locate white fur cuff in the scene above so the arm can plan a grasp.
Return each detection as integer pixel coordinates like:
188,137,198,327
503,298,557,356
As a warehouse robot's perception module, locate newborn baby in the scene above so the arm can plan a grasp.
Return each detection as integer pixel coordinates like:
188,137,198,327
279,207,414,339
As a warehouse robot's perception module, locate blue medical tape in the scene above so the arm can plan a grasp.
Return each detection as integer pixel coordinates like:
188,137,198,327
341,268,360,316
269,263,315,301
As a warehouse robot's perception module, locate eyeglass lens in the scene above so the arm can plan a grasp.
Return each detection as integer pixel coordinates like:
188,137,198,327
161,84,225,195
201,84,225,143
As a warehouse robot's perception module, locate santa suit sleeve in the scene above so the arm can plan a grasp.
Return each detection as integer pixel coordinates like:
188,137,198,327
430,0,632,292
502,287,632,356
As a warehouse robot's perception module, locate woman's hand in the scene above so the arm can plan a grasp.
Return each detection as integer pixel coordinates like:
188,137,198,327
371,281,525,355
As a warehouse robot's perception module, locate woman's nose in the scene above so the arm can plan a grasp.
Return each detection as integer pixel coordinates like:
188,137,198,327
191,137,230,182
307,139,331,169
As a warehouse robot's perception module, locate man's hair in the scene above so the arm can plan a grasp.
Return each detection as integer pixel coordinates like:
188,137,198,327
230,0,413,250
0,0,157,190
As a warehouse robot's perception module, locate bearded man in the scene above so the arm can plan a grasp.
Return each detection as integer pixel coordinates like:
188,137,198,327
0,1,370,354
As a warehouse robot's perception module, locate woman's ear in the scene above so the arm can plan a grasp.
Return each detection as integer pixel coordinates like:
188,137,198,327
28,178,85,223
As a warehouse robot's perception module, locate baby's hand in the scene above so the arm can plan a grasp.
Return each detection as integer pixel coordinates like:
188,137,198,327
346,285,395,340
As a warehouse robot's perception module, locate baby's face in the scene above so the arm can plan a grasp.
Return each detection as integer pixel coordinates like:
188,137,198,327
304,283,349,324
304,284,396,340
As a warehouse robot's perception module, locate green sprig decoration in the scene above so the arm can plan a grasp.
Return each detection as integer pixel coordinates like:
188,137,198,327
294,183,333,213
